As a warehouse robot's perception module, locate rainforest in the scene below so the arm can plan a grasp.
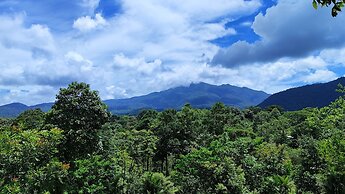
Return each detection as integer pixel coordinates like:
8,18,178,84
0,82,344,193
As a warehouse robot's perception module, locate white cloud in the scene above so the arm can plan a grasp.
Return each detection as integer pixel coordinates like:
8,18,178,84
214,56,338,94
113,54,162,74
73,13,106,32
212,0,345,67
65,51,94,72
2,0,343,106
303,70,337,83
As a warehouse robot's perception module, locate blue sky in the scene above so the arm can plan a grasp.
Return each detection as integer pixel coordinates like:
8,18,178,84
0,0,344,105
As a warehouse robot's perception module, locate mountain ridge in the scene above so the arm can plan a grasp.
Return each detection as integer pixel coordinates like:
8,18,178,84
0,82,269,117
258,77,345,111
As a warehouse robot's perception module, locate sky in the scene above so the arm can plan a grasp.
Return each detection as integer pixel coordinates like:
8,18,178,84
0,0,345,105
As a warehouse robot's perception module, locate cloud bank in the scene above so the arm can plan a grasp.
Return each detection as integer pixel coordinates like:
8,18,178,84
212,0,345,67
0,0,345,106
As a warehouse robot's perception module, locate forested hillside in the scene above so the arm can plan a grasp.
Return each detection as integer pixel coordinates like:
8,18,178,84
0,82,344,193
259,77,345,111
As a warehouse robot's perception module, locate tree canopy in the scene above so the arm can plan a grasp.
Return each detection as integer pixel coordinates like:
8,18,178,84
45,82,110,161
0,82,344,193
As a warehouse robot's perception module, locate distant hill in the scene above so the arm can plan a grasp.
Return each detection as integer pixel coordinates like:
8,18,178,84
105,82,269,114
0,82,270,117
0,102,54,118
258,77,345,111
0,103,31,118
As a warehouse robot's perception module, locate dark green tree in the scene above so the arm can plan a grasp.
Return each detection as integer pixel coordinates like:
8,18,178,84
71,155,125,193
204,102,243,137
174,147,247,193
46,82,110,161
13,109,45,130
136,109,158,131
153,109,179,175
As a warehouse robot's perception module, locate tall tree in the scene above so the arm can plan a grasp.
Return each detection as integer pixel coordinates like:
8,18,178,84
46,82,110,161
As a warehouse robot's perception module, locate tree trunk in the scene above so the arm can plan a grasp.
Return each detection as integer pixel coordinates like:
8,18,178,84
165,155,169,176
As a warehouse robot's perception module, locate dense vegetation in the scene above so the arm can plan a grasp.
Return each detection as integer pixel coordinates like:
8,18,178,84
0,82,344,193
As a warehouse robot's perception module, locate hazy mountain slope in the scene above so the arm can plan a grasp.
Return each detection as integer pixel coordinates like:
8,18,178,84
0,82,270,117
105,82,269,114
0,103,30,118
258,77,345,111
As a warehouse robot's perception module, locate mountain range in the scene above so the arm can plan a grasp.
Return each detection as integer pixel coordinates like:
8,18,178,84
0,82,269,117
259,77,345,111
2,77,344,118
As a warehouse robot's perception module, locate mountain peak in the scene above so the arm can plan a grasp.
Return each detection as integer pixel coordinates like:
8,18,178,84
104,82,269,114
1,102,28,108
0,83,270,117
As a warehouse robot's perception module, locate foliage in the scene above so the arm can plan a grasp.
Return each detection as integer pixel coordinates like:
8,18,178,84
0,127,63,192
313,0,345,16
71,155,125,193
25,159,70,193
1,82,345,193
174,147,247,193
13,109,45,130
110,128,158,171
141,172,178,194
46,82,110,161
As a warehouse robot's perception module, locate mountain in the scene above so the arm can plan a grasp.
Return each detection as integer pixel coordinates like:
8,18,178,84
258,77,345,111
0,82,270,117
0,102,54,118
30,103,54,112
105,82,270,114
0,103,30,118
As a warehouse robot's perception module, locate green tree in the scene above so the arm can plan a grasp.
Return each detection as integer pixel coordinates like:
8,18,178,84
204,102,244,137
136,109,158,131
110,128,158,171
25,159,70,193
317,131,345,193
71,155,125,193
293,137,324,193
0,127,63,192
13,109,45,130
46,82,110,161
141,172,178,194
173,147,247,193
153,109,179,175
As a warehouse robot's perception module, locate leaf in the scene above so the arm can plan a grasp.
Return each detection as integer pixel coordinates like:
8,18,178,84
313,0,318,9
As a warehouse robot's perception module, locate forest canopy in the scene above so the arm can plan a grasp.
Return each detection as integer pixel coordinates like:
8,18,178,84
0,82,344,193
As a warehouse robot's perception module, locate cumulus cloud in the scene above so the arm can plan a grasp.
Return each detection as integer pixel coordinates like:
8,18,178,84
0,14,100,104
303,70,337,83
113,54,162,75
200,55,338,94
0,0,101,32
212,0,345,67
64,0,262,99
73,13,106,32
3,0,343,106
